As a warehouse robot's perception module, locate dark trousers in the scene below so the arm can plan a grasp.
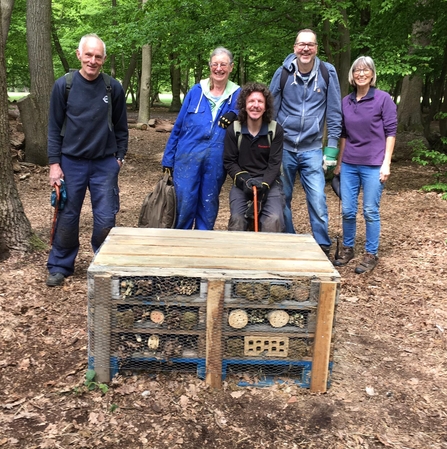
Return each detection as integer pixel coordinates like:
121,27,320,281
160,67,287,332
47,154,120,276
228,182,285,233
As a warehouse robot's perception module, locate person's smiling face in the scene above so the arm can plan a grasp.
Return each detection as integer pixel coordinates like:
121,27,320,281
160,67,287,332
246,91,266,122
294,31,318,69
77,37,106,81
209,54,233,86
353,65,374,88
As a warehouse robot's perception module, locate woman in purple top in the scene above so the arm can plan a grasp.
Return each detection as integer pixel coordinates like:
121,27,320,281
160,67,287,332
333,56,397,274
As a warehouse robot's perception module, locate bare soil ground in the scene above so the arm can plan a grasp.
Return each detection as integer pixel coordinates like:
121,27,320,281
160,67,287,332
1,106,447,449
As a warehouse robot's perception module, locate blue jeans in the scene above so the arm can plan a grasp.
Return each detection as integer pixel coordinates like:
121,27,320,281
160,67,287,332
47,154,120,276
340,162,384,255
281,149,331,247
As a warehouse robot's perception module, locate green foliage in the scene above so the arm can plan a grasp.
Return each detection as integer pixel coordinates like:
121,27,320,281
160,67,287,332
4,0,447,135
84,369,109,394
410,139,447,200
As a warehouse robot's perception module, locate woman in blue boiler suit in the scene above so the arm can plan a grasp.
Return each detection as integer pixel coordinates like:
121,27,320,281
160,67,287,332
162,47,240,230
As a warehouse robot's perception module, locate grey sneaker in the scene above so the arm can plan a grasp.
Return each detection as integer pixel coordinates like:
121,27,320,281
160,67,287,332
354,253,378,274
46,272,65,287
333,246,354,266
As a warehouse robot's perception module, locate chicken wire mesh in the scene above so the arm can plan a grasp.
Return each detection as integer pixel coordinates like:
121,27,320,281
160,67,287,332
221,278,322,386
87,274,333,386
88,274,208,378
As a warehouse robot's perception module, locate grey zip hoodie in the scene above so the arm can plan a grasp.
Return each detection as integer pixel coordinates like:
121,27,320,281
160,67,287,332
270,53,342,153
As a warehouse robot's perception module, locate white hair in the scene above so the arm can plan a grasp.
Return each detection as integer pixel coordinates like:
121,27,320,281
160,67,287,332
78,33,107,57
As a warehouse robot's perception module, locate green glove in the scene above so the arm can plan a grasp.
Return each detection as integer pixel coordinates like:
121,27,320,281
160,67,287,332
323,146,339,172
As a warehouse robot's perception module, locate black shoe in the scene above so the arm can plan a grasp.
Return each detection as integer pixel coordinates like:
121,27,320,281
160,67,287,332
333,246,354,266
319,245,331,258
354,253,378,274
46,272,65,287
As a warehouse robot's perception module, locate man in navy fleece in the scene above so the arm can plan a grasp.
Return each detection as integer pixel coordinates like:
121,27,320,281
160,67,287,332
46,34,128,287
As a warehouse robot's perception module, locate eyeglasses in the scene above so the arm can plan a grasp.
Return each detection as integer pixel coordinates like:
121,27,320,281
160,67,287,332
353,68,371,74
210,62,230,68
294,42,317,49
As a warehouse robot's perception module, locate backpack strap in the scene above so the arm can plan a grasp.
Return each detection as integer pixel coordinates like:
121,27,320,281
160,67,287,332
233,120,242,151
101,73,113,132
319,61,329,86
234,120,276,150
60,71,74,137
60,71,113,137
267,120,277,146
279,67,289,94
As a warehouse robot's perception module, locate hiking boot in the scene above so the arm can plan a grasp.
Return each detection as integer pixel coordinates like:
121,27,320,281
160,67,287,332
354,253,378,274
333,246,354,266
46,272,65,287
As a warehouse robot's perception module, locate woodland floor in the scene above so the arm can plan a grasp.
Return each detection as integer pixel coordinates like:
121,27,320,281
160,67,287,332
1,106,447,449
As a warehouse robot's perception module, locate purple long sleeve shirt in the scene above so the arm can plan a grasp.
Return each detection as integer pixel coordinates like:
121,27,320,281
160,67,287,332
341,87,397,166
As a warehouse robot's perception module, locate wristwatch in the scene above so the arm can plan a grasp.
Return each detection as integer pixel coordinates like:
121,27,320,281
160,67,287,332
116,157,124,164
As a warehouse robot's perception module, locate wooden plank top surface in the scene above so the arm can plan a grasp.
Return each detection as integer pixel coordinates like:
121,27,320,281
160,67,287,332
89,227,340,280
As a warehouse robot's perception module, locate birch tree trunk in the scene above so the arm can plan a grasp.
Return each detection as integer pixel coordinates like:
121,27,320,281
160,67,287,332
138,43,152,123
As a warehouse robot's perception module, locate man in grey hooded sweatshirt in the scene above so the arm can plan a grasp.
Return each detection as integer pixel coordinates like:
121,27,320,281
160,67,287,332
270,29,342,257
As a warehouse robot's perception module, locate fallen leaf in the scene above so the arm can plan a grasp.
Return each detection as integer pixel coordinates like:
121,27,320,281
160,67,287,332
365,386,376,396
179,395,189,408
1,398,26,409
230,391,244,399
18,358,30,370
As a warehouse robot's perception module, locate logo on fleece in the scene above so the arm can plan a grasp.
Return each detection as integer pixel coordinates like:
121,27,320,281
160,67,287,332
103,96,109,104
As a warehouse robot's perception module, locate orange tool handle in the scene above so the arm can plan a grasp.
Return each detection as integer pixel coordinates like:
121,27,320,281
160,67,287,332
253,185,258,232
50,183,61,245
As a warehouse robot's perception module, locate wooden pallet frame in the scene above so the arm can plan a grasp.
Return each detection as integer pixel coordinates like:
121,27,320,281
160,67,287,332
88,228,340,393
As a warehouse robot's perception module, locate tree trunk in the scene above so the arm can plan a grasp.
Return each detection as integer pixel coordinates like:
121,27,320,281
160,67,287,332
181,66,189,95
439,81,447,137
321,20,334,65
138,43,152,123
424,41,447,138
51,21,69,73
109,0,117,77
397,75,424,132
0,3,33,256
122,51,137,96
397,19,432,133
238,53,245,87
337,9,351,99
1,0,14,47
194,53,204,84
169,53,182,113
17,0,54,166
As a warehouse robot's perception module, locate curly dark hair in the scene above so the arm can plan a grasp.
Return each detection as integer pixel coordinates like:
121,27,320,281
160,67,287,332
237,82,274,124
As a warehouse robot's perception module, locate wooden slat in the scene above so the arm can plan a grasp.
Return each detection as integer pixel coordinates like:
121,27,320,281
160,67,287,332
108,227,316,243
90,227,339,278
205,280,225,388
92,254,334,274
310,281,337,393
93,275,112,383
97,243,324,259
